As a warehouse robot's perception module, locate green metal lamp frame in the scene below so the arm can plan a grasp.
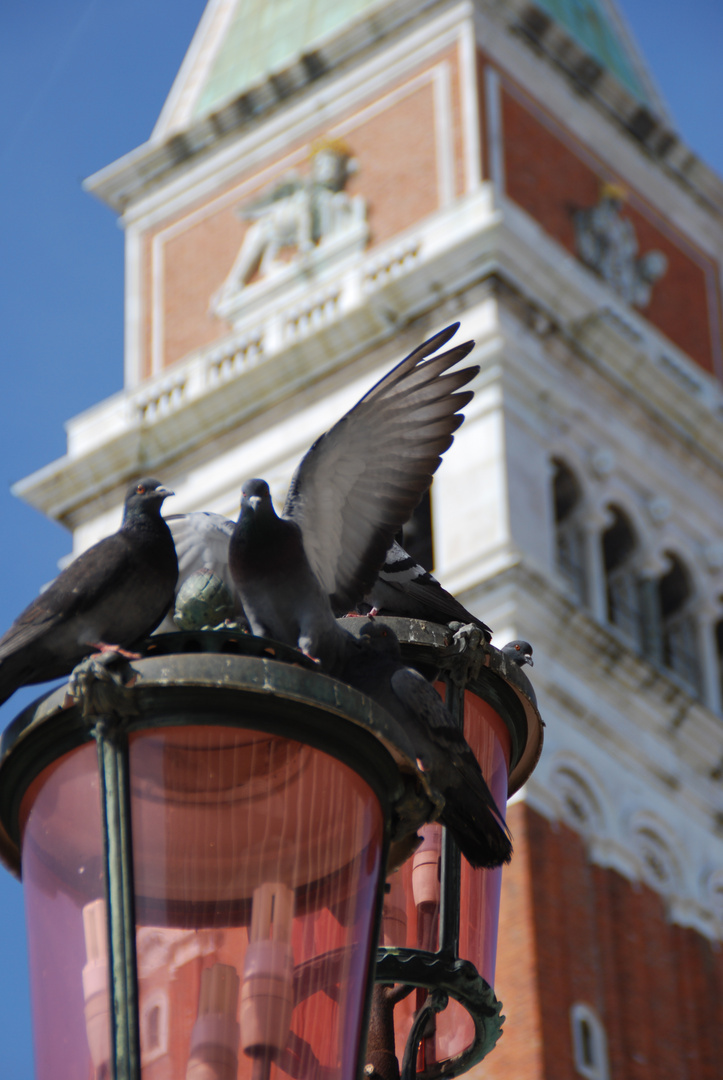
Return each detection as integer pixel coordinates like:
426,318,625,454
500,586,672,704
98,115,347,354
0,623,542,1080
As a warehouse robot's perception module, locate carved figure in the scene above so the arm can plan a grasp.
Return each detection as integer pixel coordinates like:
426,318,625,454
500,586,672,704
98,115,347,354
228,138,365,288
574,184,667,308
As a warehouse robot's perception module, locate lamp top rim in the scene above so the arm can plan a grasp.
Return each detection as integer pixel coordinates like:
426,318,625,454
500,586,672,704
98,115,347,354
0,620,544,879
0,632,446,879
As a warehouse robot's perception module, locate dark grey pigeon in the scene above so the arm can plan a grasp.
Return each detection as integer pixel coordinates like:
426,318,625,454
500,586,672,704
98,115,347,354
360,539,492,640
501,640,534,667
340,622,511,869
229,324,478,670
0,478,178,705
229,479,348,670
161,514,491,643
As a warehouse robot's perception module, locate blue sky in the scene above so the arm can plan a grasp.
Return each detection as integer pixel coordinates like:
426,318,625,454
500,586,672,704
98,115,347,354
0,0,721,1075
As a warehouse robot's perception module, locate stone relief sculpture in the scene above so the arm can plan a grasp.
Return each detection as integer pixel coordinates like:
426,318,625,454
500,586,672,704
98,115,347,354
574,183,667,308
213,137,368,323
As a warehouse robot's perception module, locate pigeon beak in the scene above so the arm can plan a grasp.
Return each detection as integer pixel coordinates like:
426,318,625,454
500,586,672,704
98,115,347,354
155,486,175,498
247,496,261,510
524,654,534,667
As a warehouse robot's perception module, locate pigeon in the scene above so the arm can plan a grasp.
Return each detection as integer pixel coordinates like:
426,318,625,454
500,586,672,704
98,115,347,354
340,622,511,868
229,324,478,670
0,478,178,706
501,640,534,667
162,512,486,640
156,512,247,631
229,478,349,670
359,539,492,639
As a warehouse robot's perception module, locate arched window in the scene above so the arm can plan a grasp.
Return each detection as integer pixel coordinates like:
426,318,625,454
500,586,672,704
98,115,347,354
602,507,641,646
658,554,699,693
553,460,586,604
146,1004,161,1050
570,1003,609,1080
140,991,168,1063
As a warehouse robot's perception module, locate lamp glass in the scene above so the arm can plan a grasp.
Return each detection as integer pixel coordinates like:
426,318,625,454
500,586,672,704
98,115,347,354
128,725,385,1080
19,742,110,1080
381,691,510,1071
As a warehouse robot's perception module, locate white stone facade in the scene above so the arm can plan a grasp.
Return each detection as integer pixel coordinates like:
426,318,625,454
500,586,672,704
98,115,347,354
14,0,723,941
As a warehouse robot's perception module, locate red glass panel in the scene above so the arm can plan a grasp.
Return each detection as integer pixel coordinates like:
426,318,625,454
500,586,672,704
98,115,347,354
128,726,385,1080
20,742,111,1080
381,688,510,1072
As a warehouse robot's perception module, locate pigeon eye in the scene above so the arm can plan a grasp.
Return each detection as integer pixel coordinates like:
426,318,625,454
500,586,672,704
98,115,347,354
136,484,146,494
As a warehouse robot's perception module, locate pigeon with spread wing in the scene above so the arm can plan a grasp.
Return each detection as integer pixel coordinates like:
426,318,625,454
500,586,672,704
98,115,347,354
228,324,478,670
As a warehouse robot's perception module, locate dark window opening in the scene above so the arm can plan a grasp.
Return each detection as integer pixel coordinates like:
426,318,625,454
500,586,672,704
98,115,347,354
147,1004,160,1050
570,1002,609,1080
579,1017,594,1067
553,460,586,603
658,554,699,692
602,507,640,646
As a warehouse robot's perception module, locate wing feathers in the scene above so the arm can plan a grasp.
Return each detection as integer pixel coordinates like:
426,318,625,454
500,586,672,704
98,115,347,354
284,325,478,608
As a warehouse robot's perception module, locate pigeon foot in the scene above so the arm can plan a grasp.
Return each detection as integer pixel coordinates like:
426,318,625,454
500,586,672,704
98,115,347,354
448,622,488,684
89,642,142,660
68,651,140,719
301,649,322,666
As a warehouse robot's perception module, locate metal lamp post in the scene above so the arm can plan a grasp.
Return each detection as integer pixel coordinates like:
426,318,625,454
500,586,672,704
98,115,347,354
0,621,542,1080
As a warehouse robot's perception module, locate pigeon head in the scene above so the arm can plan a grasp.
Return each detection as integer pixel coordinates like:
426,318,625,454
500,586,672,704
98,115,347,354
359,621,402,659
502,639,533,667
123,478,174,520
240,479,275,518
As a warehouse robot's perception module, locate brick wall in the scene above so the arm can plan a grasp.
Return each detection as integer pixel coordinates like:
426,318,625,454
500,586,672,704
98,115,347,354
477,803,723,1080
498,78,721,377
138,46,466,377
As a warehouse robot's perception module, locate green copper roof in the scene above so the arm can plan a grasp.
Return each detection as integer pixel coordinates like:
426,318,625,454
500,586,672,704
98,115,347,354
534,0,649,102
193,0,650,121
195,0,382,118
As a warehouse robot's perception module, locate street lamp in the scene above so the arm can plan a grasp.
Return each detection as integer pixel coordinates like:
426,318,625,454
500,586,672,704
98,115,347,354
0,620,542,1080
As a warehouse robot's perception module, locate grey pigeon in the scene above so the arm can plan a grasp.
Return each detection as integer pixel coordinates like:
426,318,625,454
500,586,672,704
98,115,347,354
156,512,247,631
360,539,492,639
0,478,177,705
340,622,511,868
229,479,348,670
501,640,534,667
229,324,478,669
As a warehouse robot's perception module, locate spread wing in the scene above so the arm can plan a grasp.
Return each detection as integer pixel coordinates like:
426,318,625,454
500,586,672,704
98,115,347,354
166,512,236,591
283,324,477,610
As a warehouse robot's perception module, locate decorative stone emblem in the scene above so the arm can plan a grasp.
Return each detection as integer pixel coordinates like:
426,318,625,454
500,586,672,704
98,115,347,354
574,183,667,308
213,137,368,324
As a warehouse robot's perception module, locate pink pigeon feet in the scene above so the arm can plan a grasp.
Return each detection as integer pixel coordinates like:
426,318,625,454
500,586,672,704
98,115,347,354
89,642,143,660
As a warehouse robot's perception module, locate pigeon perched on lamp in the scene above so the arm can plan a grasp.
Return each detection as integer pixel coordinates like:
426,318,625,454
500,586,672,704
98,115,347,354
162,511,492,640
228,324,479,670
0,478,178,706
361,538,492,639
501,640,534,667
340,621,511,869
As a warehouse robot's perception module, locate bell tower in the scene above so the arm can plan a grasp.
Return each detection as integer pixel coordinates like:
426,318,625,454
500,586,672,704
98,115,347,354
15,1,723,1077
